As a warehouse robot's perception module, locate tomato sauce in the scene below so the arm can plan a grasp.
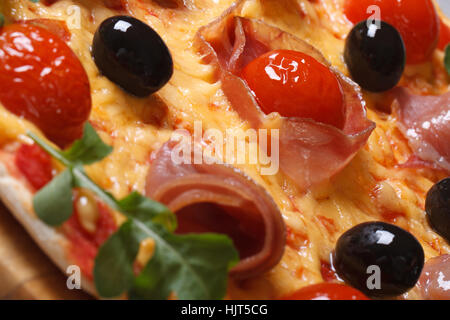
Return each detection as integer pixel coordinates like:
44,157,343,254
320,260,339,282
286,226,309,251
63,195,117,279
15,144,53,190
14,142,117,279
317,215,338,235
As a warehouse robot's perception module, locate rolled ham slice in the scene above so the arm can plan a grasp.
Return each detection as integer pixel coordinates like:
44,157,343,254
194,1,375,188
418,254,450,300
145,140,286,279
392,88,450,172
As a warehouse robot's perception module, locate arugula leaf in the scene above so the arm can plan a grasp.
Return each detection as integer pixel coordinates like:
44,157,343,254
117,191,177,232
93,220,140,298
29,123,111,166
33,169,73,226
445,44,450,76
28,128,174,230
62,123,112,165
95,218,239,299
70,168,176,231
130,227,238,300
28,123,239,300
71,165,117,209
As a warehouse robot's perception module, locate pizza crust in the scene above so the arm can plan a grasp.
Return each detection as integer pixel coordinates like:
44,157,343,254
0,162,97,298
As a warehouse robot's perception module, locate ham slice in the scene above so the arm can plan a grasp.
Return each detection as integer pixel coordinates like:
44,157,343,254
418,254,450,300
145,140,286,279
392,88,450,172
194,1,375,188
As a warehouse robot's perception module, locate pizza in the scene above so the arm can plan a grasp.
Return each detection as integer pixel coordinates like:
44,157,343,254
0,0,449,300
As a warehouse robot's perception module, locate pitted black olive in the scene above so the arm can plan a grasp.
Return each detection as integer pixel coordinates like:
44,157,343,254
92,16,173,97
334,221,424,298
344,20,405,92
426,178,450,242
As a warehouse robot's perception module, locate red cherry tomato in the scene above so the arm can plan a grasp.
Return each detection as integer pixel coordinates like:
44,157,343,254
282,283,369,300
344,0,439,64
438,19,450,51
15,144,53,190
0,23,91,147
241,50,345,129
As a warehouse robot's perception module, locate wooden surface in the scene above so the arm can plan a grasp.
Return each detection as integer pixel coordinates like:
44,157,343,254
0,202,91,300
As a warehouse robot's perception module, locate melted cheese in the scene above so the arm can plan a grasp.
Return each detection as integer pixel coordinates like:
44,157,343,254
1,0,449,300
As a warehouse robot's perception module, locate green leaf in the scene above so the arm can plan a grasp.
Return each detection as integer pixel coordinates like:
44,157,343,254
445,44,450,76
94,218,238,300
71,169,176,231
62,123,112,165
28,123,239,300
93,220,142,298
33,169,73,226
28,132,71,167
71,165,117,209
28,125,175,231
130,224,239,300
0,13,4,28
117,191,177,232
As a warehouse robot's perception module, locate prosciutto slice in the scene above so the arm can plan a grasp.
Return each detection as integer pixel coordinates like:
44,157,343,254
145,141,286,279
418,254,450,300
392,88,450,172
195,1,375,188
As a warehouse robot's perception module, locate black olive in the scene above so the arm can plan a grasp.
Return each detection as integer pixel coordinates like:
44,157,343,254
344,20,405,92
426,178,450,242
92,16,173,97
334,222,424,298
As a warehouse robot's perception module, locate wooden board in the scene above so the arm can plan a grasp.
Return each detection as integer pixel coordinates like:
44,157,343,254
0,202,91,300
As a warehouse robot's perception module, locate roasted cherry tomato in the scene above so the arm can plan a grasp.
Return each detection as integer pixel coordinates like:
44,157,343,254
0,23,91,147
438,19,450,51
282,283,369,300
15,144,53,190
241,50,345,129
344,0,439,64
